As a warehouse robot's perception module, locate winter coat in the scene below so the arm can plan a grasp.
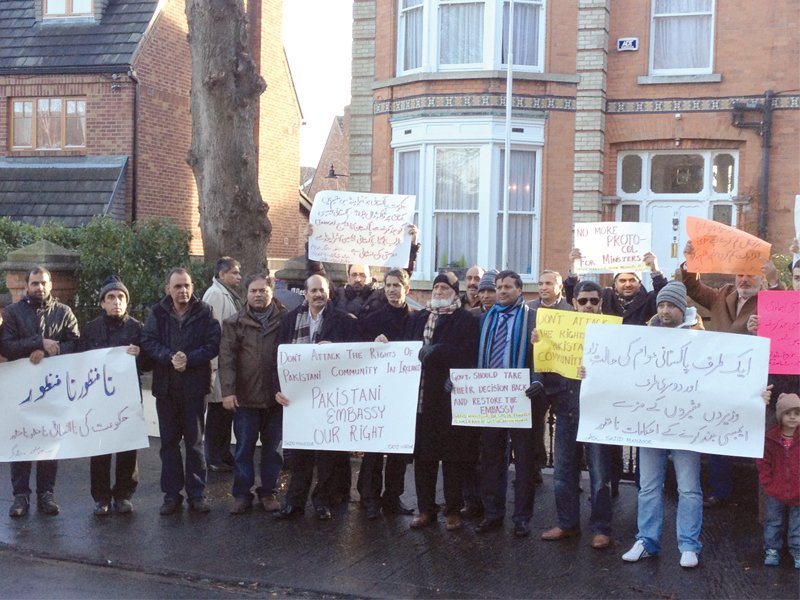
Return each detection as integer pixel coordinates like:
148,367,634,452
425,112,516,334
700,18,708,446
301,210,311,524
141,295,221,399
1,295,79,360
564,273,668,326
358,302,413,342
331,285,386,318
757,425,800,505
78,313,152,373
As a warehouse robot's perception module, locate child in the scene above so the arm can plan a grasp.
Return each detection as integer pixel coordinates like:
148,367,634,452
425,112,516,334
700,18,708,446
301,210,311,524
756,393,800,569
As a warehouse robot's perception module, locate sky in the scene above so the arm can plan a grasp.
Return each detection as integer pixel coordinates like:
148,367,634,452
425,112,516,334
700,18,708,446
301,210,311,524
283,0,353,168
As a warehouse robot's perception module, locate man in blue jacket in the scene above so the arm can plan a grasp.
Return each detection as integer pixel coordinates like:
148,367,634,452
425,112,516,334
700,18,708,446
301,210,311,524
141,268,221,515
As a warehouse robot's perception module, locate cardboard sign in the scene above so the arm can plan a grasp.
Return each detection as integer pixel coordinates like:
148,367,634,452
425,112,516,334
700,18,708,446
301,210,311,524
573,221,652,273
577,324,769,458
450,369,532,428
534,309,623,379
1,347,149,462
309,191,416,267
757,290,800,375
685,216,771,275
278,342,422,452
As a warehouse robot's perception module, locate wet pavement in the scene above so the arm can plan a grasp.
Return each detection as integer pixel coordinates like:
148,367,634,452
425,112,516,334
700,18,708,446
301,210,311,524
1,442,798,599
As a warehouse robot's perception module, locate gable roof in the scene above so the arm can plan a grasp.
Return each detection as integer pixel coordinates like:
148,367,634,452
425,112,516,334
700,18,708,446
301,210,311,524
0,0,159,75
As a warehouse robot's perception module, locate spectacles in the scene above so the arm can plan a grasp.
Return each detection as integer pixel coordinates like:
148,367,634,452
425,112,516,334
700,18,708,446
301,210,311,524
576,297,601,306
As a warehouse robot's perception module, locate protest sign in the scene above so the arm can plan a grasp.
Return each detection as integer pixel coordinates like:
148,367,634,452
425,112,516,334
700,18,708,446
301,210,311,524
1,347,149,462
685,216,770,275
573,221,652,273
577,324,770,458
308,190,416,267
449,369,531,428
278,341,422,452
794,196,800,266
534,309,623,379
757,290,800,375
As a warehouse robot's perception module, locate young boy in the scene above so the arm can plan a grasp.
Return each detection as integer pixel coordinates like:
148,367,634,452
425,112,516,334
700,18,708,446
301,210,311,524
756,393,800,569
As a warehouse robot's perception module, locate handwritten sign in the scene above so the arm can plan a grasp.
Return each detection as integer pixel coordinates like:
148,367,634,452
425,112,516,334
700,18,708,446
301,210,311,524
534,309,623,379
573,221,652,273
309,190,416,267
794,196,800,266
757,290,800,375
449,369,531,428
278,341,422,452
0,347,149,462
686,216,771,275
577,324,770,458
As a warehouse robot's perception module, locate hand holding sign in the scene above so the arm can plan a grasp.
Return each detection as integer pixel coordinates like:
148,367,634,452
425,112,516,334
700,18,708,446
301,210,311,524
685,216,770,275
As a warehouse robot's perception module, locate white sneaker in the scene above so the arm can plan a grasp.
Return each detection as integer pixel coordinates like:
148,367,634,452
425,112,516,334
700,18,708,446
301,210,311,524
622,540,652,562
680,551,699,568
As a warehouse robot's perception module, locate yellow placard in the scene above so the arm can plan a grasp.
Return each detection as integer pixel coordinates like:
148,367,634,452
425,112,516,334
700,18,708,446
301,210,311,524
533,308,623,379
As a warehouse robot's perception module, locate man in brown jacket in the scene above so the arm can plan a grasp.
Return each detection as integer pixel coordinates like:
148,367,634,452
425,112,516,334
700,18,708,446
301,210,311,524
219,273,286,514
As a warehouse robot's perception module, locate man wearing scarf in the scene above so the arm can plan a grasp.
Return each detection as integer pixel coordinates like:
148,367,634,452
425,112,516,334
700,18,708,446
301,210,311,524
202,257,244,472
475,270,542,538
407,272,480,531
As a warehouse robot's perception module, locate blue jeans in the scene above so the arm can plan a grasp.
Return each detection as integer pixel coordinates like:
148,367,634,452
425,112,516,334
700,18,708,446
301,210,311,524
156,394,207,501
764,494,800,555
552,409,614,535
637,447,703,555
11,460,57,497
232,407,283,500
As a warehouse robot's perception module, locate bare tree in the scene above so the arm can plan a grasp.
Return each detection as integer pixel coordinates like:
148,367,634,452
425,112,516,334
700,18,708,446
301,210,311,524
186,0,270,274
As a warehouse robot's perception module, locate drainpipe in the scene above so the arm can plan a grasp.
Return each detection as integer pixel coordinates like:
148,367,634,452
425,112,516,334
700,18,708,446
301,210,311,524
127,69,140,222
758,90,774,240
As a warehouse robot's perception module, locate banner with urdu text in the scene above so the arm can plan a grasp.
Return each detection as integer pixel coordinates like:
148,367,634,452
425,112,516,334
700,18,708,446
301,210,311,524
0,347,148,462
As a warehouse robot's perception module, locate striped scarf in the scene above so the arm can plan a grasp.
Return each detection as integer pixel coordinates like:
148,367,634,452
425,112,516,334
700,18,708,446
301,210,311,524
417,296,461,413
478,295,529,369
291,302,313,344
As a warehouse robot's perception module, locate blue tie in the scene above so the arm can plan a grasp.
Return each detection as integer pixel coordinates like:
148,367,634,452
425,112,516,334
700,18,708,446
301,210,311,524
489,313,509,368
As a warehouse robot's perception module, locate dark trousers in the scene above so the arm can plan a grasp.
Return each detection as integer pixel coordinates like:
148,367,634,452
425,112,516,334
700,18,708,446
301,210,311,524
156,394,207,501
480,427,536,524
90,450,138,503
707,454,735,499
285,449,349,509
205,402,234,465
414,459,465,516
357,453,408,506
11,460,57,497
531,394,553,470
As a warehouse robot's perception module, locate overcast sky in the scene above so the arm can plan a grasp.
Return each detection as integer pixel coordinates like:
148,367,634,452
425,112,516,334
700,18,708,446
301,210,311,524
283,0,353,168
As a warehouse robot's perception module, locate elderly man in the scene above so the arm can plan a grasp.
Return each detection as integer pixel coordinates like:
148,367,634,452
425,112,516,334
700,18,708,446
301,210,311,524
461,265,485,310
475,270,542,537
219,273,286,515
407,272,480,531
202,257,243,473
2,266,80,517
141,268,221,515
275,274,356,521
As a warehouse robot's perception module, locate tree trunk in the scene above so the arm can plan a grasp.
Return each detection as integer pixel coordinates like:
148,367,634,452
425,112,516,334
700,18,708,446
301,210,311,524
186,0,270,275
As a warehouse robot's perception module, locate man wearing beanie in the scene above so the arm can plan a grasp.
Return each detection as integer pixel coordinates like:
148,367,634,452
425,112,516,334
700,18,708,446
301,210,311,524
470,269,498,316
78,275,151,516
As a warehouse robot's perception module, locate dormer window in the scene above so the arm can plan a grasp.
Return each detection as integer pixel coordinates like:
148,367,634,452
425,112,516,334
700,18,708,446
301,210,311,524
44,0,94,18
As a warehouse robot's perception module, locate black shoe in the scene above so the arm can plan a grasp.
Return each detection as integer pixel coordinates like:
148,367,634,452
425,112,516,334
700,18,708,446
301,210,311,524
114,499,134,514
316,506,332,521
366,503,381,520
37,492,59,515
275,504,304,520
533,470,543,485
513,522,531,538
188,497,211,513
9,495,29,518
208,463,233,473
383,500,414,516
475,518,503,533
159,497,182,515
222,453,235,467
460,503,484,519
93,501,111,517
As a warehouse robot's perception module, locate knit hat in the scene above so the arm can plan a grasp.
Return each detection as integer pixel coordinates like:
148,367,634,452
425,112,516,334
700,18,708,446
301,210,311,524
776,393,800,422
656,281,687,315
613,272,641,283
479,269,500,292
433,271,459,293
99,275,130,302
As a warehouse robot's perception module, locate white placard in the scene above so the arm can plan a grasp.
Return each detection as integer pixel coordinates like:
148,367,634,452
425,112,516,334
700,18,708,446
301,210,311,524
308,190,415,267
1,347,149,462
573,221,652,273
278,341,422,452
450,369,532,428
577,324,770,458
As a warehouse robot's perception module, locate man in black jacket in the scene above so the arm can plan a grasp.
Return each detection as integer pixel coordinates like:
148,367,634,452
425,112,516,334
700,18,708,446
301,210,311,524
78,276,150,517
141,268,221,515
2,266,80,517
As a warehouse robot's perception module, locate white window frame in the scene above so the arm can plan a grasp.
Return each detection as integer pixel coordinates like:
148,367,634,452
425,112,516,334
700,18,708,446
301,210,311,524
392,116,544,280
648,0,715,76
396,0,546,76
43,0,94,18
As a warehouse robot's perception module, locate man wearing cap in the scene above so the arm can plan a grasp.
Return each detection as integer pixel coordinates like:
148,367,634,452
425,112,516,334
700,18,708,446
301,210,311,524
622,280,706,568
78,276,150,516
470,269,498,316
407,272,480,530
2,266,80,518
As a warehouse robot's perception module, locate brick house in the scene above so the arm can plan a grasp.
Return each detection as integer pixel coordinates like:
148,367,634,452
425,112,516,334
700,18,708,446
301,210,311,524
0,0,306,264
350,0,800,284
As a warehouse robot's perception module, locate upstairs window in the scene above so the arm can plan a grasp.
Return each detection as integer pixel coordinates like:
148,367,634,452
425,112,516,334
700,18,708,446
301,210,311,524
44,0,93,17
11,98,87,150
650,0,714,75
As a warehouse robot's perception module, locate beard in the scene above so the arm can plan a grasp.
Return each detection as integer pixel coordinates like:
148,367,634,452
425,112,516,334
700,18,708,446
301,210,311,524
430,297,453,309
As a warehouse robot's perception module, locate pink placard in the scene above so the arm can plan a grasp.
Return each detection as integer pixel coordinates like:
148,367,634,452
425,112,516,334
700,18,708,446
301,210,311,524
757,290,800,375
